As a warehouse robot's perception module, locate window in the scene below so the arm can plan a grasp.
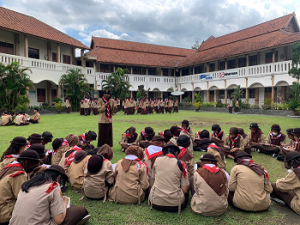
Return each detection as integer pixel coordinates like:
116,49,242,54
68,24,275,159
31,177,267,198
209,91,214,95
100,64,109,72
228,59,236,69
238,58,246,67
195,65,202,74
28,47,39,59
240,89,246,98
265,87,272,93
265,52,272,64
132,67,141,74
52,52,57,62
63,55,71,64
37,88,46,102
182,68,190,76
52,89,57,99
219,90,225,99
209,63,215,72
249,88,255,98
220,61,225,70
0,41,14,55
163,69,168,76
149,68,156,75
249,55,257,66
228,90,234,97
142,67,146,75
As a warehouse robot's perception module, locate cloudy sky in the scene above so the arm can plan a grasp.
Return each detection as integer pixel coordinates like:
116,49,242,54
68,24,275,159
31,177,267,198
1,0,300,49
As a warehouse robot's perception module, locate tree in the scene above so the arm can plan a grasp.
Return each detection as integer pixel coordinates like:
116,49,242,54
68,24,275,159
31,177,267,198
59,68,92,111
191,39,200,50
0,62,33,112
101,68,132,102
288,42,300,82
231,85,244,110
288,82,300,111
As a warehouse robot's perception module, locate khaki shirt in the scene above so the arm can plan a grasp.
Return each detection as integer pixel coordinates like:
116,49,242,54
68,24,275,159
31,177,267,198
80,101,84,108
51,145,70,166
276,171,300,215
98,98,116,124
248,132,266,144
108,159,149,204
0,157,17,171
66,99,71,108
10,183,65,225
224,135,244,151
67,155,91,190
33,112,41,123
0,115,12,126
149,156,189,207
0,171,28,223
83,160,114,199
174,101,178,107
207,148,226,170
119,134,138,146
83,100,90,109
228,165,272,211
15,115,25,125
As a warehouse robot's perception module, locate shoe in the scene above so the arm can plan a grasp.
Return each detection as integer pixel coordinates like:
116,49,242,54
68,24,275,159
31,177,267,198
272,153,278,158
276,155,284,161
270,196,286,205
77,214,91,225
257,149,260,153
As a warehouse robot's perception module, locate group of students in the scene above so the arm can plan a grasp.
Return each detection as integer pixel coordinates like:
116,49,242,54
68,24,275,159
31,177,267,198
123,97,179,115
80,98,121,116
0,108,41,126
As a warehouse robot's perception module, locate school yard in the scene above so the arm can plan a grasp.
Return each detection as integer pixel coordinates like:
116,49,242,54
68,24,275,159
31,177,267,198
0,111,299,224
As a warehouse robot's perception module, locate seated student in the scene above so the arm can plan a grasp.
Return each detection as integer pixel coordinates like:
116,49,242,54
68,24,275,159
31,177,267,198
42,131,53,162
211,124,225,141
0,150,41,224
193,130,212,151
29,108,41,124
0,137,27,171
119,126,138,152
109,146,149,204
144,135,165,187
83,144,114,200
27,133,43,148
271,151,300,215
223,127,244,159
163,129,173,144
237,127,249,148
51,138,69,165
169,126,182,145
190,154,229,216
0,112,14,126
78,130,97,151
177,135,195,178
10,165,90,225
255,124,286,157
138,127,155,149
15,112,30,126
206,143,226,170
28,144,50,165
244,123,266,154
278,128,297,161
180,120,194,154
67,151,91,190
228,152,272,212
149,144,189,214
293,128,300,152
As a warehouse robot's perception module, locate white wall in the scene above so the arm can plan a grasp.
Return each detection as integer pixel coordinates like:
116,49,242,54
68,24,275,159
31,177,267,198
0,29,14,44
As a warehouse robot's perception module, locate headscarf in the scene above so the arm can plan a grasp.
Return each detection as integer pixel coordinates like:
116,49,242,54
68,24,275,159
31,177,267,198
65,134,79,147
97,144,113,160
121,146,144,172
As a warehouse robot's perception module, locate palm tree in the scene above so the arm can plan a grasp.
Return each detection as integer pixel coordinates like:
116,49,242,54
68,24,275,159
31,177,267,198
59,68,92,111
101,68,132,102
231,85,243,102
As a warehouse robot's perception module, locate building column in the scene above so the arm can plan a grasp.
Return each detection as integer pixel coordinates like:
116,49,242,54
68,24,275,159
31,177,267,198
57,85,61,99
207,62,210,72
72,48,76,65
174,69,176,77
14,33,20,56
255,88,259,105
281,86,286,102
47,41,51,61
224,79,227,104
206,81,209,102
193,66,195,75
47,81,52,106
216,90,219,102
161,91,163,99
57,44,61,63
245,78,249,103
113,65,116,72
257,52,260,65
271,74,275,104
225,59,228,70
130,91,133,98
192,82,194,102
180,68,182,77
161,69,163,76
130,66,133,74
146,67,148,75
24,35,28,58
80,49,86,68
246,55,249,67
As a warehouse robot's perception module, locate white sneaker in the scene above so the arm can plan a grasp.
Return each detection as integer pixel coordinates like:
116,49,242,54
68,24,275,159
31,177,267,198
257,149,260,153
77,214,91,225
270,197,286,205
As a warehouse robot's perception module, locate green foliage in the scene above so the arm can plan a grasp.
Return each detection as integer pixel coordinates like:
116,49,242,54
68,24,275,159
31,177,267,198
251,104,260,109
182,97,190,103
52,97,62,103
240,101,251,109
15,103,29,111
0,62,32,112
216,102,226,108
272,102,290,110
288,82,300,111
102,68,132,101
59,68,92,111
288,42,300,80
202,102,216,107
193,92,203,103
231,85,244,107
54,102,64,111
193,101,202,110
262,98,272,110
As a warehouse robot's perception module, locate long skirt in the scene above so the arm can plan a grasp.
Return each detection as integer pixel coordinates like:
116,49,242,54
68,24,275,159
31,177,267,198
93,108,98,115
137,107,141,114
168,107,173,113
84,108,89,115
155,107,160,114
234,107,239,112
80,108,84,115
174,106,178,113
165,107,168,113
148,107,153,114
98,123,113,147
61,205,89,225
160,107,164,114
256,144,280,155
229,107,233,114
141,108,147,115
67,107,71,113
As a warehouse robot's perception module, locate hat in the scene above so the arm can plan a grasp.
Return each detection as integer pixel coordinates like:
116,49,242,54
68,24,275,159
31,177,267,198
74,150,87,163
104,89,111,95
162,144,180,154
212,124,220,131
237,127,244,135
286,128,294,135
229,127,238,135
177,135,190,146
152,135,165,141
65,134,79,147
18,150,40,161
199,130,210,139
45,165,68,180
87,131,97,140
286,151,300,162
250,123,259,128
164,130,173,140
271,124,281,131
182,120,189,126
42,131,53,139
10,137,27,146
87,155,103,175
292,128,300,134
28,133,43,140
234,152,252,162
201,153,218,162
145,127,154,135
52,138,64,150
170,126,179,134
28,144,46,156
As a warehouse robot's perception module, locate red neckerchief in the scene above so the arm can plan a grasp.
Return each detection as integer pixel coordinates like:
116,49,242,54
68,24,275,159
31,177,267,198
3,115,7,116
71,145,82,151
269,132,282,139
34,115,36,120
4,154,18,160
195,130,202,139
202,164,220,173
46,149,54,156
180,127,190,133
141,130,148,138
178,146,187,159
46,182,59,193
165,154,187,178
102,96,111,122
208,143,218,149
124,132,134,138
212,130,223,138
145,146,163,159
26,143,31,148
158,131,164,137
80,133,86,144
64,146,82,166
229,134,240,149
292,140,297,148
5,161,23,169
62,139,69,147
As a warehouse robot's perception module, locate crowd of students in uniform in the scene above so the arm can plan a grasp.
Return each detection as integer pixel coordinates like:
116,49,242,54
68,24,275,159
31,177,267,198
122,97,179,115
79,98,121,116
0,108,41,126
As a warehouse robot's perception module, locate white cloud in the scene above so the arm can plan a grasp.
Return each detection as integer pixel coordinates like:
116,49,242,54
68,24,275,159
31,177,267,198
79,29,132,44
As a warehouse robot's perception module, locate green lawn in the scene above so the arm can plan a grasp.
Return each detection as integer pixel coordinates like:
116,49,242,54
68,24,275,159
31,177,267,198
0,110,299,224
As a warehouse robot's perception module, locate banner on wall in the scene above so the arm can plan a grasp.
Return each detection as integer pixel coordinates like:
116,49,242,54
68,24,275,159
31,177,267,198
220,70,238,78
200,74,213,80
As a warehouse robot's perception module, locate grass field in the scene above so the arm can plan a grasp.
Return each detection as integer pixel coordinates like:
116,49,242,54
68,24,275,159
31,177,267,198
1,110,299,224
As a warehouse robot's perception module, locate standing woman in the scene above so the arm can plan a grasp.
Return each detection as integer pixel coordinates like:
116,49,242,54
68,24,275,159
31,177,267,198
97,89,117,147
9,165,90,225
228,98,233,114
66,98,71,114
234,98,239,113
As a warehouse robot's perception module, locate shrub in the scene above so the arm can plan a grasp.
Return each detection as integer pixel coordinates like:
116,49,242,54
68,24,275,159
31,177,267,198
262,98,272,110
53,97,62,103
193,101,202,110
240,101,251,109
54,102,64,111
251,104,260,109
202,102,216,107
216,102,226,108
15,103,29,112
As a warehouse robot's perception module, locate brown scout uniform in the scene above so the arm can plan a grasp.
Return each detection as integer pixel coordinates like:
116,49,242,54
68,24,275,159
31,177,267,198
180,129,194,154
15,115,26,125
108,159,149,204
248,131,266,145
223,134,244,157
0,156,18,171
206,147,226,170
66,99,71,108
119,134,138,150
51,145,70,166
0,114,13,126
67,155,91,190
32,112,41,123
149,156,189,207
228,165,272,211
83,160,114,199
10,183,66,225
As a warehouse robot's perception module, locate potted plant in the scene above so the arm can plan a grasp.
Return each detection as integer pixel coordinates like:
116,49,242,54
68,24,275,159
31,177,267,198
54,102,64,114
193,92,203,111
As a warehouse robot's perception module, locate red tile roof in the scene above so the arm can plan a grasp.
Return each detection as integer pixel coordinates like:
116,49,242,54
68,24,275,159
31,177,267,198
0,7,88,49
